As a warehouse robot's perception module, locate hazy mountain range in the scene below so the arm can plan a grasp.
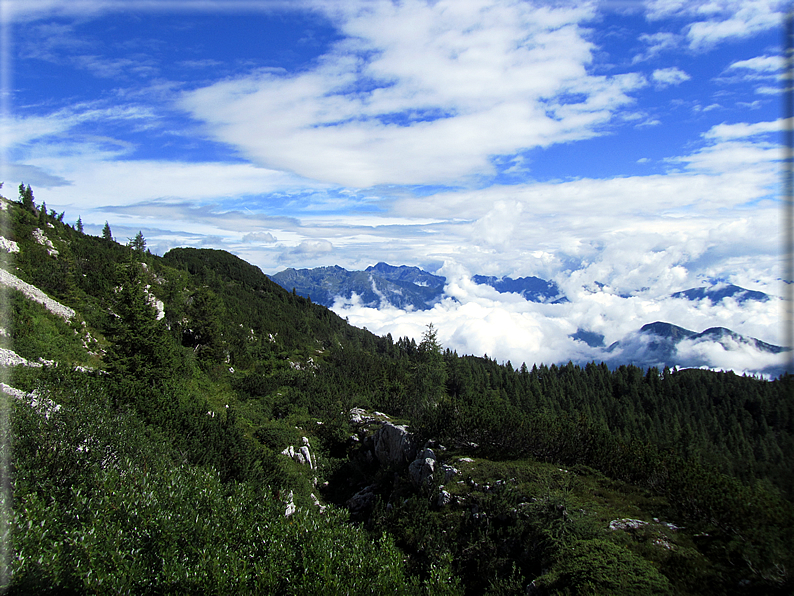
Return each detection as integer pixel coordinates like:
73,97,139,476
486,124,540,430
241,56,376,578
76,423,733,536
271,264,783,375
269,263,568,310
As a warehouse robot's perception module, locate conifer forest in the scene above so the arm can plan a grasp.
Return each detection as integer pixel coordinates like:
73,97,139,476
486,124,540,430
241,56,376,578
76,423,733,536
1,186,792,594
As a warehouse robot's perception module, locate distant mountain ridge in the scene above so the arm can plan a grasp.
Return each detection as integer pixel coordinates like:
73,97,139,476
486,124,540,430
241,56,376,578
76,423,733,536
472,274,567,303
602,321,786,375
671,284,770,304
269,263,445,310
269,264,566,309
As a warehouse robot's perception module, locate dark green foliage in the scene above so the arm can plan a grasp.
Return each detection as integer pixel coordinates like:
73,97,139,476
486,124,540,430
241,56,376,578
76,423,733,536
101,221,112,241
6,371,423,595
4,197,793,594
18,183,34,212
128,230,146,252
103,258,176,391
534,539,673,595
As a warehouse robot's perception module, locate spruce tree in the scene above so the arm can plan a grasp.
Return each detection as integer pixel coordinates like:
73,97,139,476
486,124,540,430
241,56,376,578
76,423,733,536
129,231,146,252
102,221,113,241
76,217,84,233
104,258,176,394
18,183,34,211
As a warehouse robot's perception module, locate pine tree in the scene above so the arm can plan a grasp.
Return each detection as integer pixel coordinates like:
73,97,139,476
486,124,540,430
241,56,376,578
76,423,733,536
76,217,84,233
102,221,113,241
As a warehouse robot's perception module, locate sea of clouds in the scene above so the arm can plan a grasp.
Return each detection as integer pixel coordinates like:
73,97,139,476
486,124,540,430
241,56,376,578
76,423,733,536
329,262,786,376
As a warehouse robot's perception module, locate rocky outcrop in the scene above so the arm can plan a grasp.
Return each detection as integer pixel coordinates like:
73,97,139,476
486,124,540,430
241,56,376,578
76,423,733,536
609,518,648,531
283,490,296,517
346,484,378,516
281,436,315,470
0,268,75,321
437,489,453,507
33,228,58,256
409,448,437,488
373,422,415,466
0,236,19,254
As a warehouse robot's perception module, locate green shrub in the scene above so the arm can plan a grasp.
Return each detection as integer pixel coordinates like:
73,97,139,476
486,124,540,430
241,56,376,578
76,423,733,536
534,539,673,595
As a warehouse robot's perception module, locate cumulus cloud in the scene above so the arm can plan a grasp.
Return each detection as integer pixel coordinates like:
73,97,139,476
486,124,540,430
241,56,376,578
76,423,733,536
242,231,277,243
278,239,334,263
652,67,690,87
330,265,783,374
179,0,646,187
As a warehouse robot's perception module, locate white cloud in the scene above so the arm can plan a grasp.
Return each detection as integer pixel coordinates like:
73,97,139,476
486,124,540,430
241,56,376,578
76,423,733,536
331,265,783,373
242,231,277,243
644,0,784,49
278,239,334,263
179,0,646,187
702,118,784,141
652,67,690,87
633,32,681,63
728,55,782,73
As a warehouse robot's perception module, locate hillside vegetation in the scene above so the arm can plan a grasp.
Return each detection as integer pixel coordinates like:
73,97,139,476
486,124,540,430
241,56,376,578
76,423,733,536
1,186,793,594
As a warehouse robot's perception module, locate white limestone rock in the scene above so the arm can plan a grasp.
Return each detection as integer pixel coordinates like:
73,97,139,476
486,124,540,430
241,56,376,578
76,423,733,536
409,456,436,488
373,422,414,466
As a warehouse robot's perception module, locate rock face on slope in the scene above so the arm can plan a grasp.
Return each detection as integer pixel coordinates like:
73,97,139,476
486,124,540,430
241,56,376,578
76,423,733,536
409,448,437,488
373,422,415,466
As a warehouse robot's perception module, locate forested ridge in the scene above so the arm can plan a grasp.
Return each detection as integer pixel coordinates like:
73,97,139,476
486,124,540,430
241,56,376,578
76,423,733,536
1,186,792,594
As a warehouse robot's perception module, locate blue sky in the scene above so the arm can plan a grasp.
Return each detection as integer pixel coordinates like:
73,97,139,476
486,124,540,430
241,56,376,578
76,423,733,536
0,0,787,370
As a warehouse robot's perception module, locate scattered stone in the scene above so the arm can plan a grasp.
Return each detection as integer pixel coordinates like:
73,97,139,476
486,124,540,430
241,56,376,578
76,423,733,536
654,538,674,550
437,489,453,507
440,464,460,482
0,236,19,254
33,228,58,256
283,490,296,517
609,518,648,531
310,493,327,514
458,457,474,463
0,347,41,368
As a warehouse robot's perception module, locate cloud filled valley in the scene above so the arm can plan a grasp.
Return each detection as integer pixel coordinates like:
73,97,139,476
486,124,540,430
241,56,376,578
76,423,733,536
314,265,785,377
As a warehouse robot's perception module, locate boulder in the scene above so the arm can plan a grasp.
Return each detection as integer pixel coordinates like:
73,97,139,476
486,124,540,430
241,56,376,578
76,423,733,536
409,456,436,488
609,518,648,531
437,489,453,507
283,490,296,517
300,445,314,469
440,464,460,483
346,484,377,515
373,422,414,466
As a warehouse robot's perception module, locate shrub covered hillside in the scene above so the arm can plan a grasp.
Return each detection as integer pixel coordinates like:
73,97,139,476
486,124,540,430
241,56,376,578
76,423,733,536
1,186,793,594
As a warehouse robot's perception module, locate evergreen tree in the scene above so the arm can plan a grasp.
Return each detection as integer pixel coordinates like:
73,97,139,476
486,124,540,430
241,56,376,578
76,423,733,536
128,231,146,252
102,221,113,241
103,258,176,392
18,183,34,211
76,217,83,234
